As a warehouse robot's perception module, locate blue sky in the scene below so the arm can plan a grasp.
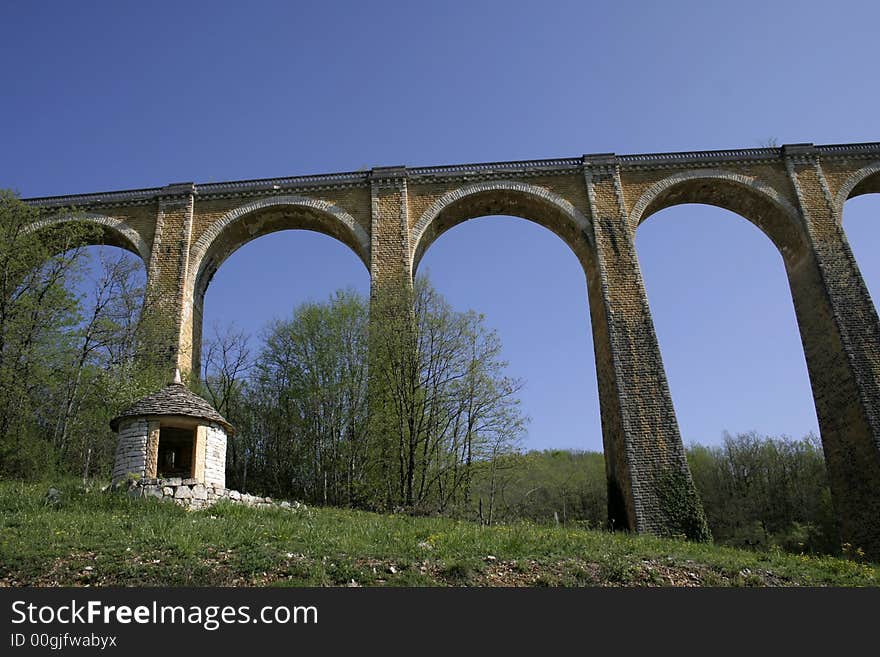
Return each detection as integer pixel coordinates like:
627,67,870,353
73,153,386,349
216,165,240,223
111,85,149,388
3,1,878,452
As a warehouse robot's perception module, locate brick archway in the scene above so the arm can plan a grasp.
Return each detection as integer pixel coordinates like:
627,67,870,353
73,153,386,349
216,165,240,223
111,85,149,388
188,195,370,299
22,141,880,557
833,161,880,219
181,195,370,377
26,212,150,262
629,169,806,261
411,180,592,271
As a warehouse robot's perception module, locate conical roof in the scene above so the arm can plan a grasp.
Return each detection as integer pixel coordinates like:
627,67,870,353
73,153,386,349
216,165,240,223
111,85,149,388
109,382,234,434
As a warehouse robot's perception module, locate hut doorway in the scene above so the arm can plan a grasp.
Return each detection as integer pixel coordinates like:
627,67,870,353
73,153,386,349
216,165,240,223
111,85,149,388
157,426,196,479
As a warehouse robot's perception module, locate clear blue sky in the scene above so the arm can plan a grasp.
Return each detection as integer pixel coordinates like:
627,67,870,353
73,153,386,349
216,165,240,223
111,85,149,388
3,1,879,452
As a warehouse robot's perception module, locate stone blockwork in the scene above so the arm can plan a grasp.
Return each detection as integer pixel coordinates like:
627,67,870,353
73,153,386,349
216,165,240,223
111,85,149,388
118,477,307,513
24,141,880,555
109,380,232,488
584,157,709,539
203,425,227,488
111,419,149,482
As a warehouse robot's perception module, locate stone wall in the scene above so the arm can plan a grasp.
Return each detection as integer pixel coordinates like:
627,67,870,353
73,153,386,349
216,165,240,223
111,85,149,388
203,424,227,488
112,420,228,489
120,477,306,512
111,419,149,483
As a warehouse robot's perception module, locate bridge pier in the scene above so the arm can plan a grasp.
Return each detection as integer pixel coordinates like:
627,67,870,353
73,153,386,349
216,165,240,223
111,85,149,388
786,147,880,559
144,183,198,378
584,157,710,539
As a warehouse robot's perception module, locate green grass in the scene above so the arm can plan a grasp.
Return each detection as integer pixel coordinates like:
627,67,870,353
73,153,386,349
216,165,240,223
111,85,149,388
0,479,877,586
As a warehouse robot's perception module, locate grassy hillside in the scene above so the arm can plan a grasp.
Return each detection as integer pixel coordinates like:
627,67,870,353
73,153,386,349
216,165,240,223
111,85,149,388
0,480,876,587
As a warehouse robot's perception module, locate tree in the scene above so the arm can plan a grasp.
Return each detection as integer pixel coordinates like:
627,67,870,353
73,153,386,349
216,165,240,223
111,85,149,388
202,323,252,421
686,432,837,553
366,276,527,512
201,323,253,489
238,289,370,503
55,248,166,481
0,191,96,477
0,190,166,480
210,278,527,514
468,449,607,527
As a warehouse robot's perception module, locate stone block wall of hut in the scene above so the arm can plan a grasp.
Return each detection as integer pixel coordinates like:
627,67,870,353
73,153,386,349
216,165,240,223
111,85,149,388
203,424,227,488
111,419,149,482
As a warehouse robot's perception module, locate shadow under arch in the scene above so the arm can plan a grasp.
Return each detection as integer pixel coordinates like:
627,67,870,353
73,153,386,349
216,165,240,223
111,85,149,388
629,169,807,263
26,213,150,264
189,195,370,301
411,181,593,272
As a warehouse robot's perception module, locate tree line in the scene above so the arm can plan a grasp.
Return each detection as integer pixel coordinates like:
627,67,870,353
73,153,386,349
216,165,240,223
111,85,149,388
0,190,844,557
464,433,837,555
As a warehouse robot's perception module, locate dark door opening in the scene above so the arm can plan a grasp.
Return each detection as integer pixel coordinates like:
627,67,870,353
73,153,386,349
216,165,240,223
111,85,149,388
157,426,195,479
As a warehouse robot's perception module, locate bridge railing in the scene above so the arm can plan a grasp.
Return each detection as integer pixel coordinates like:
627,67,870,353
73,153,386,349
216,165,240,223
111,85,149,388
20,142,880,207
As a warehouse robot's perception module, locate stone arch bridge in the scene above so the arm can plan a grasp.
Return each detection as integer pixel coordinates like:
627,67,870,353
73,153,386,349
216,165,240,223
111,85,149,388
24,141,880,556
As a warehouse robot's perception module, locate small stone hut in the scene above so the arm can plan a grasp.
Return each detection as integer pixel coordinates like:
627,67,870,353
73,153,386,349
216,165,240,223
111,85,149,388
110,374,233,488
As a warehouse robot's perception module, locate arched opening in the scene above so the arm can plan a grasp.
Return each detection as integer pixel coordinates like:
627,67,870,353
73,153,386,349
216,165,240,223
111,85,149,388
629,172,806,261
412,181,592,272
632,173,814,439
199,229,370,341
636,204,817,443
192,197,369,301
195,207,370,496
412,184,603,525
634,177,824,549
417,216,600,451
27,213,150,262
187,198,370,376
22,214,151,379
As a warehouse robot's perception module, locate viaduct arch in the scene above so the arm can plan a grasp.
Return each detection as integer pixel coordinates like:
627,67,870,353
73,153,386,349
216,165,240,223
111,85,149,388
23,141,880,558
183,195,370,375
25,212,151,262
410,180,593,270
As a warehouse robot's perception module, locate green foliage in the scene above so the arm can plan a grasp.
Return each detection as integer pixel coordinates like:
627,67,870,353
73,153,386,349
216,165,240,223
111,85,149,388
462,434,833,555
365,276,527,512
0,188,848,560
226,289,369,504
0,191,94,478
686,431,838,554
655,469,712,542
466,449,607,527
